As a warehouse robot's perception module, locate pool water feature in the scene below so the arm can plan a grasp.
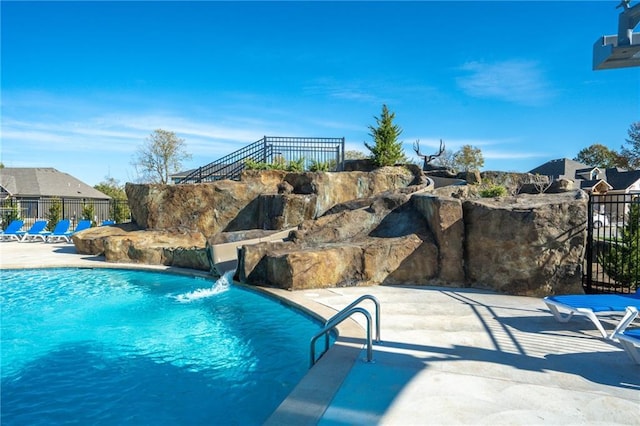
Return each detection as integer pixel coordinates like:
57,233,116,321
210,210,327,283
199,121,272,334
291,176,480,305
1,268,326,425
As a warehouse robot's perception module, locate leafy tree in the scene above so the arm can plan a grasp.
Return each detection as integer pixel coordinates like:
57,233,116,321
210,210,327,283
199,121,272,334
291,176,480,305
453,145,484,171
621,121,640,169
132,129,192,184
431,148,457,170
600,202,640,291
574,143,627,168
364,104,406,167
46,198,62,231
345,150,368,160
95,177,130,224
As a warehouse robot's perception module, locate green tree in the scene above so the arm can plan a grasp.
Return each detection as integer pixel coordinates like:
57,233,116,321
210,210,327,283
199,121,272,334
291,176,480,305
600,202,640,291
47,198,62,231
431,148,457,170
95,177,130,224
574,143,627,168
364,104,406,167
453,145,484,171
132,129,192,184
621,121,640,169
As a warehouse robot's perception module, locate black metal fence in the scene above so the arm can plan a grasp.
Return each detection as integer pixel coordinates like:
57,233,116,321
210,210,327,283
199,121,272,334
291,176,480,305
0,197,131,230
179,136,345,183
584,192,640,294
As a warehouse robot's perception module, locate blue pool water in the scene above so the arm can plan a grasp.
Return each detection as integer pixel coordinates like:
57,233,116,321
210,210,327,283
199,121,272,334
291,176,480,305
1,268,326,425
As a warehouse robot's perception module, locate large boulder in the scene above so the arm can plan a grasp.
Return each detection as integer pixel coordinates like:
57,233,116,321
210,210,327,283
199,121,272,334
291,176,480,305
413,194,465,285
463,190,588,296
72,223,140,255
102,230,208,270
125,170,286,235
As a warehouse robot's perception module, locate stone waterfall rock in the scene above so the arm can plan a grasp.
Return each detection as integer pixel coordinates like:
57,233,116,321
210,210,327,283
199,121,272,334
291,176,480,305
463,190,588,296
238,188,440,290
75,168,425,268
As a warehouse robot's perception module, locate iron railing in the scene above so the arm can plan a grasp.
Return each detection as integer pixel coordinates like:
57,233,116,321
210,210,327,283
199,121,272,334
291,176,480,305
179,136,345,183
584,192,640,294
0,197,131,230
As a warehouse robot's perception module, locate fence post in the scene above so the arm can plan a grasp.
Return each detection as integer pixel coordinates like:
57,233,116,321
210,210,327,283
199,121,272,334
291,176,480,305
585,195,594,293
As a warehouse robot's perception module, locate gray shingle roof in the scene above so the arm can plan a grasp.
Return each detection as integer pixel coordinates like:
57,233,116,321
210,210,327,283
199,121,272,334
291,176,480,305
528,158,594,180
0,168,110,199
605,168,640,191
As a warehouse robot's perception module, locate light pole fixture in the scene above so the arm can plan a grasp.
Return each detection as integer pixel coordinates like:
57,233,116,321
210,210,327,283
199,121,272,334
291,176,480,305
593,0,640,70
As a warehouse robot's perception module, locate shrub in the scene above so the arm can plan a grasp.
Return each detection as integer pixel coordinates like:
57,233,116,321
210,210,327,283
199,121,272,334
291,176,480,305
244,159,269,170
47,198,62,231
479,185,507,198
309,160,330,172
82,202,96,226
287,158,305,172
599,202,640,291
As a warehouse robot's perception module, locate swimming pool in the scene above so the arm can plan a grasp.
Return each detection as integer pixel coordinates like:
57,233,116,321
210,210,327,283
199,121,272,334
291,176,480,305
1,268,327,425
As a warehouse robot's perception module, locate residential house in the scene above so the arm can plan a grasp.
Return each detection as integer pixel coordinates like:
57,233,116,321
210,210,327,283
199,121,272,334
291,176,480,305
529,158,640,220
528,158,612,194
0,167,111,227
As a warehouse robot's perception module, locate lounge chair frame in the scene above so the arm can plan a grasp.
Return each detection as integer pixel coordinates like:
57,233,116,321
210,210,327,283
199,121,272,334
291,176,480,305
544,291,640,339
613,307,640,364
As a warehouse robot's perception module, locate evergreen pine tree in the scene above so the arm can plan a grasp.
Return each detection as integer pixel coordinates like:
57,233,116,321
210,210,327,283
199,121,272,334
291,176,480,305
365,104,406,167
600,202,640,291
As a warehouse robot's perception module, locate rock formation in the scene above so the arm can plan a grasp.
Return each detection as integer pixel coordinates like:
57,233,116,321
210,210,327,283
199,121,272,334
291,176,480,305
72,167,589,296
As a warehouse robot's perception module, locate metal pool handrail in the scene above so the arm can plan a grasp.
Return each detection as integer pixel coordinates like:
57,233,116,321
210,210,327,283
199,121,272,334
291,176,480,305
309,294,381,367
310,306,373,367
325,294,381,343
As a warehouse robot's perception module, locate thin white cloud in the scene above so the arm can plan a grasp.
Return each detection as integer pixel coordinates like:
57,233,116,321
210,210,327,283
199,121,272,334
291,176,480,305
456,60,555,106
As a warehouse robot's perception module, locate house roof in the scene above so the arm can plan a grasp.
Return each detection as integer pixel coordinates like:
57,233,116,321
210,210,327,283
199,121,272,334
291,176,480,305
528,158,594,180
0,168,110,199
605,168,640,191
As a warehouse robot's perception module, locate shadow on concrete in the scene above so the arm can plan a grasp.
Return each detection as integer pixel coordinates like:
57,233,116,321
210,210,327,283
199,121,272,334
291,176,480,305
316,286,639,425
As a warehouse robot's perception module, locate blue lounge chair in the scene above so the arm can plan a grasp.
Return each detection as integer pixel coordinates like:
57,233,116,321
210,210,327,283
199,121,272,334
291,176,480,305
45,219,71,243
544,290,640,339
55,219,92,242
19,220,50,242
101,220,115,226
613,307,640,364
0,219,24,241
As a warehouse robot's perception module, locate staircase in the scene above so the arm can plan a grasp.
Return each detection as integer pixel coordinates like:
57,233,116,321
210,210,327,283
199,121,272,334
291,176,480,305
178,136,345,184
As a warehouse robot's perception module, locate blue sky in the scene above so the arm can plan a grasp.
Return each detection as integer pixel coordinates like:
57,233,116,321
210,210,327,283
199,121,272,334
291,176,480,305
2,1,639,186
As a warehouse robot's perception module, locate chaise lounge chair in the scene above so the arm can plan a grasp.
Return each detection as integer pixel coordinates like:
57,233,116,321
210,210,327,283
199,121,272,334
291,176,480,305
543,290,640,339
45,219,71,243
0,220,24,241
613,307,640,364
19,220,50,242
48,219,92,243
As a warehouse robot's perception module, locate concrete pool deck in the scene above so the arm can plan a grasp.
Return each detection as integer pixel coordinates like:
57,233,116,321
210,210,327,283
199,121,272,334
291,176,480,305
1,241,638,425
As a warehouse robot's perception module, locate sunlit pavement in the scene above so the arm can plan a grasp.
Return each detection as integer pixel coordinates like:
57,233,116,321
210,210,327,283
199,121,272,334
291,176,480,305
2,242,638,425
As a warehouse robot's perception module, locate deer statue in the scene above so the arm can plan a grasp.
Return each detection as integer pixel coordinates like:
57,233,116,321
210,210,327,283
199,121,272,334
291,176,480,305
414,139,445,170
413,139,457,177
